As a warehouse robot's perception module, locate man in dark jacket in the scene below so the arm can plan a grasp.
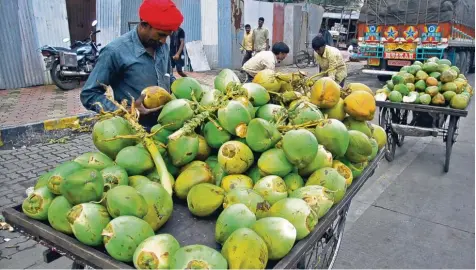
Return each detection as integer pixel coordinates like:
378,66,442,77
170,26,187,77
80,0,183,130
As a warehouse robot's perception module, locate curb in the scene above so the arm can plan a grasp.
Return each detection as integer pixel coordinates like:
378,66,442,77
0,112,96,149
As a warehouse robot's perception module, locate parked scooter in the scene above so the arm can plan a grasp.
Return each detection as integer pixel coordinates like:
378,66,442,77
40,20,101,90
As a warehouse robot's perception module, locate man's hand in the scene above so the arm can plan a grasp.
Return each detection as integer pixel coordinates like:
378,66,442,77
134,94,162,115
172,54,180,60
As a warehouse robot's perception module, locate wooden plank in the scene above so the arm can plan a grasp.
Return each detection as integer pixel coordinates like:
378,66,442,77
376,101,469,117
2,207,132,269
273,150,385,269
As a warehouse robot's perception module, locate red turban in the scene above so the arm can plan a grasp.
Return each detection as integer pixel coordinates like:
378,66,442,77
139,0,184,31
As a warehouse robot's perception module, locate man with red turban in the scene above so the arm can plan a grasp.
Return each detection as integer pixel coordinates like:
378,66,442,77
80,0,184,130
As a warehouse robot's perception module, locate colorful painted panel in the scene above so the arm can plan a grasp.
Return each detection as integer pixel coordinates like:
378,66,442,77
364,25,381,42
402,25,418,42
421,24,442,43
383,26,398,42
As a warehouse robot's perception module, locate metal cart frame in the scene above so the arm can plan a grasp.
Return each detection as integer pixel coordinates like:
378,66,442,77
376,101,468,172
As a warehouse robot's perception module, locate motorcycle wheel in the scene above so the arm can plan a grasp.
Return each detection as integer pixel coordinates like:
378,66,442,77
50,61,80,91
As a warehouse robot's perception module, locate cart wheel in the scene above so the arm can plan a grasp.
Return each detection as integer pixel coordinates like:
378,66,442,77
444,116,458,173
381,108,396,162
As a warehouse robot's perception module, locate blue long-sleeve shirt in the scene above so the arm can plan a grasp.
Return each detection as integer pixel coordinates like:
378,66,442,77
80,27,176,113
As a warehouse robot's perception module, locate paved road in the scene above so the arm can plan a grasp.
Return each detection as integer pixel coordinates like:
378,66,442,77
0,72,473,268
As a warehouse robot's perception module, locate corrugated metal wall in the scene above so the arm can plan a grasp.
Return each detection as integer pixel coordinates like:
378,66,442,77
0,0,25,89
217,0,232,68
96,0,121,48
175,0,202,41
32,0,71,84
201,0,219,68
120,0,142,34
18,0,44,87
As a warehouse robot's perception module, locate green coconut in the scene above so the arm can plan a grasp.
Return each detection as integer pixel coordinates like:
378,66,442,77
174,162,214,200
440,69,458,83
253,69,281,92
371,124,387,150
60,168,104,205
333,160,354,186
106,185,148,218
450,94,469,109
102,216,154,262
221,174,254,192
218,141,254,174
115,146,154,175
187,183,225,217
146,170,161,183
92,116,136,159
422,62,439,73
283,173,304,193
215,203,257,244
245,118,282,152
431,93,446,106
290,185,334,218
243,82,270,106
100,165,128,192
307,167,347,203
171,244,228,269
73,152,114,170
214,68,240,93
338,157,368,178
22,186,55,220
268,198,318,240
167,133,199,167
200,89,223,107
196,135,211,161
246,165,263,185
135,181,173,231
368,138,379,161
221,228,268,269
415,80,426,91
282,129,318,169
67,203,111,246
256,104,287,122
442,82,457,92
35,171,53,190
171,77,204,101
253,175,288,205
218,100,252,137
133,234,180,270
258,148,294,177
315,119,350,157
157,99,194,131
345,130,373,163
223,188,270,219
298,145,333,177
205,156,227,186
236,96,256,118
48,196,73,234
150,124,174,145
203,121,231,149
322,98,346,121
251,217,296,260
128,175,152,188
288,101,324,125
343,117,372,137
46,161,83,195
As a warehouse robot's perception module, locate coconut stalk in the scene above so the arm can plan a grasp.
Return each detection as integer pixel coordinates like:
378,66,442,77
168,82,247,141
93,84,175,196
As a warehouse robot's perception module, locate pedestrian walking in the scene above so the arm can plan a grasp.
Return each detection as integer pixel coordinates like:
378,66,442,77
170,25,187,77
241,24,253,66
252,17,269,53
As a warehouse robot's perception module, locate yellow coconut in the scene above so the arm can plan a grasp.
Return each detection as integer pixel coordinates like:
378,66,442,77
253,69,281,92
342,83,374,98
310,77,341,108
343,91,376,121
142,86,172,109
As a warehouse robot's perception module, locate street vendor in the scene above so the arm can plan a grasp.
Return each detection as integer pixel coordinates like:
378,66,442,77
242,42,290,82
80,0,183,129
312,35,348,87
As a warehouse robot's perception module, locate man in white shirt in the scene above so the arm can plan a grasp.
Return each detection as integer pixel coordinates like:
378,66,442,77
242,42,290,82
252,17,270,53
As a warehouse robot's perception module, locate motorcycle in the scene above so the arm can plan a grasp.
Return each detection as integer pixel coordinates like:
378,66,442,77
40,20,101,90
